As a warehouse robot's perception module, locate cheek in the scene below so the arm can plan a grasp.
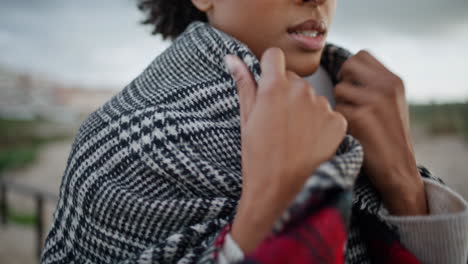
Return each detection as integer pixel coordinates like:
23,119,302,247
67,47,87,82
213,0,276,22
211,1,287,57
328,1,337,24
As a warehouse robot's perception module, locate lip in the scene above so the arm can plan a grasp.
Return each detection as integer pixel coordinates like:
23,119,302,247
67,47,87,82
287,19,327,51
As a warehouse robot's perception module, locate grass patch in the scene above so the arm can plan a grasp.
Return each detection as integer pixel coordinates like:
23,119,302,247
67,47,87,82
0,145,39,172
0,117,73,174
0,118,47,146
410,102,468,141
7,207,37,226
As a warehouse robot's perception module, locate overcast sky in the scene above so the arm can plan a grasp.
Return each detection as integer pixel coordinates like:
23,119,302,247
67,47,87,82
1,0,467,103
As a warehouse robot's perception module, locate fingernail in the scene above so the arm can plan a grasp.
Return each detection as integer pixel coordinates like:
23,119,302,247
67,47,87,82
224,55,235,74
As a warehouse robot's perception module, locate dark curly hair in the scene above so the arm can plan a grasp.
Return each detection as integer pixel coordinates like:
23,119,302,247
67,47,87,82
137,0,208,40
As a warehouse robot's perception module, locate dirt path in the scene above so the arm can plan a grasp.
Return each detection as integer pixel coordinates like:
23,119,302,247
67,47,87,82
2,139,72,218
4,140,72,194
412,127,468,199
0,225,37,264
0,140,72,264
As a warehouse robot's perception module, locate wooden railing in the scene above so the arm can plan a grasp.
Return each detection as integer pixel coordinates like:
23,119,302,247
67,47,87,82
0,178,58,260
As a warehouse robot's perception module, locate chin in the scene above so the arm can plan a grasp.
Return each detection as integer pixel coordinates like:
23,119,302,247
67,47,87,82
285,49,323,77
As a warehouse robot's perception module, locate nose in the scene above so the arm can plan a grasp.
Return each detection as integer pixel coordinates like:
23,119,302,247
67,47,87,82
295,0,327,5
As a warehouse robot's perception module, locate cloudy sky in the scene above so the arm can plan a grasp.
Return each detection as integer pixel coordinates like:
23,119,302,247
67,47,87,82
1,0,467,103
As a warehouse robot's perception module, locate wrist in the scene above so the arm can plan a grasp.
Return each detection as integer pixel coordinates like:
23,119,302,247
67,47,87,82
381,171,428,216
231,201,276,254
231,181,296,253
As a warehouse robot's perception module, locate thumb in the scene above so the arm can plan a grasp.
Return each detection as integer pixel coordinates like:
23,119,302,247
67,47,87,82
260,47,286,78
224,55,257,126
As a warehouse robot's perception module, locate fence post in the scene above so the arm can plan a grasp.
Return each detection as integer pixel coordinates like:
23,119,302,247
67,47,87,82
36,195,44,259
0,182,7,225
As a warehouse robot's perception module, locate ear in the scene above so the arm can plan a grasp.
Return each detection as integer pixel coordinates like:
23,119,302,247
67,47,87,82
191,0,214,12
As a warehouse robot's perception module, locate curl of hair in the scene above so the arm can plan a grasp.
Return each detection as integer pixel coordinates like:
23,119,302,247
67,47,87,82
137,0,208,40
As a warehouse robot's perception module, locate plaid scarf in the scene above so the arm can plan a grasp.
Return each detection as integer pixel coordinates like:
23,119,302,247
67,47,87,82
41,21,439,264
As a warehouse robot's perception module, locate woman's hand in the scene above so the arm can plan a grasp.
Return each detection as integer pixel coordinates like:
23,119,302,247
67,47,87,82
224,48,347,253
334,50,427,216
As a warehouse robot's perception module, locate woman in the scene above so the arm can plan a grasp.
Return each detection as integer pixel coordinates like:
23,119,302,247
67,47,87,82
41,0,468,263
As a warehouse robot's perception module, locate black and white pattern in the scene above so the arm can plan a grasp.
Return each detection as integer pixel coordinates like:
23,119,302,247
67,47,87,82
41,21,436,264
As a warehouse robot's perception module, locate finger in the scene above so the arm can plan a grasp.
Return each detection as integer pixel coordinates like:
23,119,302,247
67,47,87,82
317,95,332,112
260,47,286,80
334,82,375,106
355,50,385,69
335,103,358,123
286,70,301,81
330,111,348,137
284,71,318,101
224,55,257,126
337,54,376,84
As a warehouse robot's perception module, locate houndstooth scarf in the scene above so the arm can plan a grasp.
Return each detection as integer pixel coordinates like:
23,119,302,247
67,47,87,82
41,21,438,264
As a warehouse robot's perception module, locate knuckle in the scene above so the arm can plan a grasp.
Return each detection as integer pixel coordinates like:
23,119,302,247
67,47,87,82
286,71,306,90
385,87,398,98
261,75,283,91
298,78,311,89
286,70,299,81
230,66,242,82
292,82,310,98
397,84,405,95
339,60,353,79
367,104,380,116
334,83,345,98
340,59,351,71
358,49,372,58
368,92,381,104
308,93,318,103
308,85,316,95
258,83,279,97
289,75,307,88
359,49,369,55
384,75,404,97
337,114,348,132
331,112,348,133
316,96,329,107
356,50,366,56
393,75,405,91
268,75,284,86
234,73,247,87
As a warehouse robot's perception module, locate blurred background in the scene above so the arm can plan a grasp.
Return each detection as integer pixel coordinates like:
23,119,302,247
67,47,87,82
0,0,467,263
